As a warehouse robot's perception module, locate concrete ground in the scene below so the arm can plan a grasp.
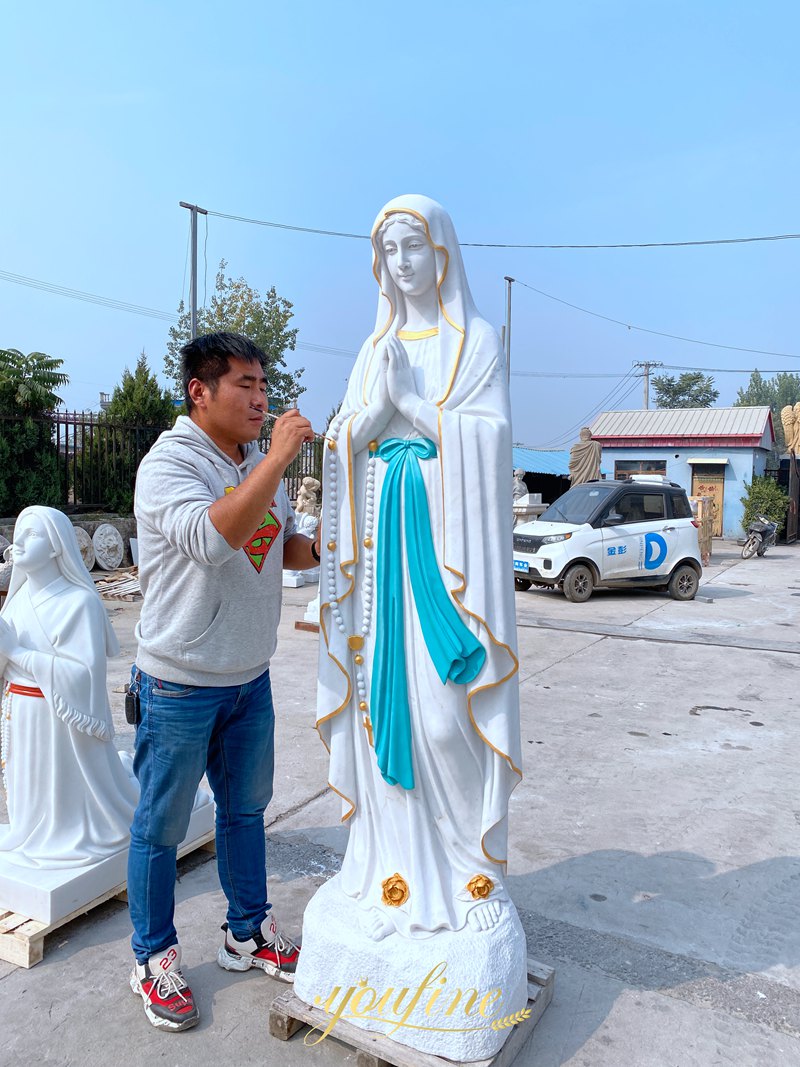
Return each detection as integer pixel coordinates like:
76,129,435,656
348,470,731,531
1,540,799,1066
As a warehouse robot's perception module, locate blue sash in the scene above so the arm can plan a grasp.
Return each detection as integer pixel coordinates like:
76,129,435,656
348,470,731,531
371,438,485,789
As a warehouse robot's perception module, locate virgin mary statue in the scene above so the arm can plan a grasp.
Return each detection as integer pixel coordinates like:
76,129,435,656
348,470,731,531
312,195,522,943
0,506,138,868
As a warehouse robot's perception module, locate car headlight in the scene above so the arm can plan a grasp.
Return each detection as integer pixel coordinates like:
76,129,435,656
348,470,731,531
541,532,572,544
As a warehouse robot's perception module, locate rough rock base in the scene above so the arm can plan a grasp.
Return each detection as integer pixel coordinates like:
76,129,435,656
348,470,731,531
293,875,530,1062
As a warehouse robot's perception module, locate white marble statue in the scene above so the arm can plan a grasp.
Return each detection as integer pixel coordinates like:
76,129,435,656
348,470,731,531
295,196,527,1060
295,476,321,517
512,468,527,501
0,507,140,868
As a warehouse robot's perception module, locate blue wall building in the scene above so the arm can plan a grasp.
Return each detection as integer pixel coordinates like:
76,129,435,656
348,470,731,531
589,407,775,538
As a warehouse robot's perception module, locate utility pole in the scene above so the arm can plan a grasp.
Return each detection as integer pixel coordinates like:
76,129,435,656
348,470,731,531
179,201,208,339
503,276,514,380
633,360,663,409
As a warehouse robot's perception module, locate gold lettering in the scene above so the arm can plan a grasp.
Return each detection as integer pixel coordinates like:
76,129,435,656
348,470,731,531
304,985,357,1046
477,989,503,1018
372,987,396,1016
424,976,449,1016
388,963,448,1036
391,988,411,1015
444,987,480,1017
349,985,379,1017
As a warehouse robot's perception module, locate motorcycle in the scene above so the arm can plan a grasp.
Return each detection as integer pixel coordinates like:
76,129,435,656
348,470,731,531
741,514,779,559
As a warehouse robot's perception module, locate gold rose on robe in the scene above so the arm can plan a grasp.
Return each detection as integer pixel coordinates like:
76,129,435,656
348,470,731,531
381,873,410,907
466,874,494,900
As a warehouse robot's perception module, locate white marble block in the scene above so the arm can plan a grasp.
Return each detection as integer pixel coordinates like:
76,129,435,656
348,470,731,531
0,801,214,925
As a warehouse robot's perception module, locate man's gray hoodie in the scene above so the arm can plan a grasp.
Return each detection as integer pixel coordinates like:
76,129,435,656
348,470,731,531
134,416,295,686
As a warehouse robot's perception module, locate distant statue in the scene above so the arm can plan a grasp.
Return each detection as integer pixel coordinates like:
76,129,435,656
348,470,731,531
780,403,800,455
569,427,602,485
295,476,321,516
512,468,527,501
0,507,139,868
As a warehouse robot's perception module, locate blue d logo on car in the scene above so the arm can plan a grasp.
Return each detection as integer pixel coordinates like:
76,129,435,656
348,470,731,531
643,532,668,570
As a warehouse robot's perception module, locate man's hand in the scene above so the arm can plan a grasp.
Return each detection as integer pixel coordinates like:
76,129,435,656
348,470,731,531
209,407,315,551
268,409,314,469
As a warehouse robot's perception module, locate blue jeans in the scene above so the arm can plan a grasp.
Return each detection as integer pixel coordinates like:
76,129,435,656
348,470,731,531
127,666,275,963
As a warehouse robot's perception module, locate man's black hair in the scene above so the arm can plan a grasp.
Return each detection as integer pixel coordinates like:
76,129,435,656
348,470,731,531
180,332,267,411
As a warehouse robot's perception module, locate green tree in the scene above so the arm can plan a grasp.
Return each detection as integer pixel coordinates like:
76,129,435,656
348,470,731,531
651,372,719,409
734,370,800,453
0,348,69,413
740,475,789,534
164,261,304,410
0,349,68,515
105,350,176,426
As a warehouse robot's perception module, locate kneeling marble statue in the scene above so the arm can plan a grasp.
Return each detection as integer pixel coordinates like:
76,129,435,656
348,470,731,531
0,507,138,868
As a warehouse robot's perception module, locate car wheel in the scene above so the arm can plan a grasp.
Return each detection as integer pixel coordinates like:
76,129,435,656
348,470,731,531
668,564,699,601
514,577,533,591
741,535,760,559
562,564,594,603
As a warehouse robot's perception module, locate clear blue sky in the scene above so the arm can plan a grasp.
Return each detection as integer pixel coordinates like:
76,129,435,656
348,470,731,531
2,1,798,446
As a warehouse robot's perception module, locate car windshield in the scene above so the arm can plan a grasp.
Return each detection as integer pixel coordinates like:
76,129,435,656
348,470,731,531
538,483,617,525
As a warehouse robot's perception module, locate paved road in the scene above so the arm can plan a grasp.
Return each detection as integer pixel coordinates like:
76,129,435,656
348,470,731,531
1,540,799,1066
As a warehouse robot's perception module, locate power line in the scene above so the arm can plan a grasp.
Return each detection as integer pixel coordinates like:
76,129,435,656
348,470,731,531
514,278,800,360
536,378,643,450
0,269,178,322
206,210,800,250
532,370,640,448
660,363,800,375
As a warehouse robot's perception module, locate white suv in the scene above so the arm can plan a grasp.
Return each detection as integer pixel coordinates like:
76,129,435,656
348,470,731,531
513,476,702,602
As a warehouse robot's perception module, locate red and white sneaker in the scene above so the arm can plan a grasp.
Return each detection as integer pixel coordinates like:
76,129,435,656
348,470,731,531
217,912,300,982
129,944,199,1031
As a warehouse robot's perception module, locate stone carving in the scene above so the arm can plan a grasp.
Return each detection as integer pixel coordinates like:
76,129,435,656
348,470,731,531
295,511,319,540
92,523,124,571
780,403,800,455
512,468,527,501
295,476,321,517
0,507,139,868
294,196,527,1060
568,427,602,485
73,526,96,571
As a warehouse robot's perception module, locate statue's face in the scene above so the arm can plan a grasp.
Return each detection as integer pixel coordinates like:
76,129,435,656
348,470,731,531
12,514,57,574
381,221,437,299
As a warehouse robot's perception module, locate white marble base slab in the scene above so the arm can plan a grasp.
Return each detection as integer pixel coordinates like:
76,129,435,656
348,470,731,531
294,874,529,1062
0,802,215,924
282,571,305,587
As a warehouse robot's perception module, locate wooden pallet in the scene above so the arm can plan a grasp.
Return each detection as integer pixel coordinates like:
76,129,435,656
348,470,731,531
269,957,554,1067
94,567,141,601
0,828,216,969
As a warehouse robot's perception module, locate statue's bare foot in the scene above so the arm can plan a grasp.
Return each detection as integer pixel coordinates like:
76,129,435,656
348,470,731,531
467,900,502,933
360,909,396,941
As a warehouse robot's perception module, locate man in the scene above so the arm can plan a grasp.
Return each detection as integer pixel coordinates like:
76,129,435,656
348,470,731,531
127,332,320,1031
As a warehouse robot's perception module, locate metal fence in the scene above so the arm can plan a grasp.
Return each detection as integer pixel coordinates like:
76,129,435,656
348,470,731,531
0,411,324,515
261,431,324,503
